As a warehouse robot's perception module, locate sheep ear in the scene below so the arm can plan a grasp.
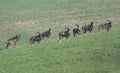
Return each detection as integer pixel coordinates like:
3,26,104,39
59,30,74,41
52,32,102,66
75,24,79,27
91,21,93,24
16,34,20,37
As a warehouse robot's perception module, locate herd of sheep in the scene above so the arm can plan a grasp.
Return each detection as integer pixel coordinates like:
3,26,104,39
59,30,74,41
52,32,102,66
5,20,112,49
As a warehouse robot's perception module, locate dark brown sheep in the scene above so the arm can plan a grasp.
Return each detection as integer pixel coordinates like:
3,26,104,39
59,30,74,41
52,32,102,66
98,20,112,32
41,28,51,40
59,27,70,41
30,32,41,46
82,21,94,33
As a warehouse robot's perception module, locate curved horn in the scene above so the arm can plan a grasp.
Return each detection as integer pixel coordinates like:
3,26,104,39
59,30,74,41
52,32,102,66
107,20,111,24
107,20,111,22
91,21,93,25
75,24,79,27
91,21,93,23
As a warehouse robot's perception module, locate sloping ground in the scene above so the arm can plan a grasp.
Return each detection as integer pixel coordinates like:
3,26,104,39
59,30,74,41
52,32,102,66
0,0,120,73
0,27,120,73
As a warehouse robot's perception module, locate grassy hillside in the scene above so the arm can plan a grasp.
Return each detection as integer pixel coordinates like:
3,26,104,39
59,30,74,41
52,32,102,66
0,0,120,73
0,28,120,73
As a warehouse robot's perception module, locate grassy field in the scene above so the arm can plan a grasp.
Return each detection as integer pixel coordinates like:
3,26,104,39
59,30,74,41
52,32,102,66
0,0,120,73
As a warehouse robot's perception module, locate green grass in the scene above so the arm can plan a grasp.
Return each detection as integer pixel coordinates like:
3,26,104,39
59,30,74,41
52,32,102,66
0,28,120,73
0,0,120,73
